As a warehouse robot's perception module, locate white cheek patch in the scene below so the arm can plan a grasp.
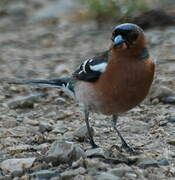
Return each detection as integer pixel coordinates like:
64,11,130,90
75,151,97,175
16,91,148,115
89,62,107,73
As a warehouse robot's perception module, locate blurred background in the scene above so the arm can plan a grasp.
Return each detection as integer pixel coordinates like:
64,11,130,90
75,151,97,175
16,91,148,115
0,0,174,80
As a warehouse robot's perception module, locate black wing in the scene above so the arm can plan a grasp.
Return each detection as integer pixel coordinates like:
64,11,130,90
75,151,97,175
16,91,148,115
73,50,111,82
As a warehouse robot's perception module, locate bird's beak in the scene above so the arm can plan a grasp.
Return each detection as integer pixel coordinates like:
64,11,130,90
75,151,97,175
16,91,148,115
113,35,127,49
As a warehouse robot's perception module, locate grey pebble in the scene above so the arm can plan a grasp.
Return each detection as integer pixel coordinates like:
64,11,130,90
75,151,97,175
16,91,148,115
52,121,68,134
160,96,175,104
138,160,159,169
167,116,175,123
1,158,36,174
29,170,60,179
44,140,85,165
109,166,136,178
61,167,86,180
158,158,169,166
39,121,52,133
95,172,120,180
73,125,94,141
85,148,109,158
159,120,168,126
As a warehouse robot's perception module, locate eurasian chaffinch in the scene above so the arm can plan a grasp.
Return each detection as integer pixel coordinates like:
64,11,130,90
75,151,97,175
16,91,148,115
10,23,155,154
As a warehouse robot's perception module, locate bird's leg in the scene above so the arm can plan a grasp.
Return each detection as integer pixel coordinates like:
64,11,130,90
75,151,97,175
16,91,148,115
112,115,135,154
84,109,98,148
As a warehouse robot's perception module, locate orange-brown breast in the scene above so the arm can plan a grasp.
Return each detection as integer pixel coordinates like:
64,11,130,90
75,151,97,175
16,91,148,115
92,53,155,115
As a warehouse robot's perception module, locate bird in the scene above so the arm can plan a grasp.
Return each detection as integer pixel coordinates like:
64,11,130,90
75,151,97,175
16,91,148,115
9,23,155,154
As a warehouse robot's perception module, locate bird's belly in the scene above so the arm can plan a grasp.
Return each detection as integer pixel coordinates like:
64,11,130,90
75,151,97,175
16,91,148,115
75,81,146,115
75,82,102,112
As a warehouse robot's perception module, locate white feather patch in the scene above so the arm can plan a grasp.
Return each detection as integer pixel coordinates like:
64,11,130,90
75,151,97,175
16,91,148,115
60,82,75,99
82,59,89,73
89,62,107,72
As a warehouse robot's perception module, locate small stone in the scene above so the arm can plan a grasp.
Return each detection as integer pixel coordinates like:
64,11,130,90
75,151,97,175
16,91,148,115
160,96,175,104
158,158,169,166
71,157,84,169
61,167,86,180
34,143,50,151
150,85,175,99
85,148,109,158
73,125,94,141
159,120,168,126
109,166,134,177
73,175,85,180
167,139,175,145
95,172,120,180
39,121,52,133
138,160,159,169
30,170,60,179
125,172,138,178
84,158,109,171
2,119,18,128
23,118,38,126
45,140,85,165
11,170,24,177
52,121,68,134
7,145,32,154
167,116,175,123
151,98,159,104
1,158,36,174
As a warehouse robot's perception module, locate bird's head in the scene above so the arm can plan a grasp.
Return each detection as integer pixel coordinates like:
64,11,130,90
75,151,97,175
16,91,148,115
111,23,145,51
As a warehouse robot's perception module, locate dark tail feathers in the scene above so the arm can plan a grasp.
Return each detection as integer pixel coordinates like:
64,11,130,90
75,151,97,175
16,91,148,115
9,77,75,99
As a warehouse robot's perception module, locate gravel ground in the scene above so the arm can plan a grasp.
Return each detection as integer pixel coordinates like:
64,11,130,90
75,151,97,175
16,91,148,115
0,1,175,180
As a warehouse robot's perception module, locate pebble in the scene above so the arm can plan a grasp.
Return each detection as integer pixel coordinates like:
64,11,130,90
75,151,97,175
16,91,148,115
160,96,175,104
2,119,19,128
61,167,86,180
137,160,159,169
1,158,36,174
159,120,168,126
150,85,175,99
158,158,169,166
85,148,109,158
73,175,85,180
151,98,159,104
7,145,32,154
23,118,39,126
39,121,52,133
73,125,94,141
167,139,175,145
167,116,175,123
52,121,68,134
109,166,136,178
84,158,109,171
29,170,60,179
95,172,120,180
45,140,85,165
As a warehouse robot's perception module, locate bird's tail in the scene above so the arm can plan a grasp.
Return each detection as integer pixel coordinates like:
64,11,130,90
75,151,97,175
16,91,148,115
9,77,75,99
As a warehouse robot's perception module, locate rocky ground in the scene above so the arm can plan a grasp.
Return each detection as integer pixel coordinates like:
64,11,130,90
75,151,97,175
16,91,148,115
0,0,175,180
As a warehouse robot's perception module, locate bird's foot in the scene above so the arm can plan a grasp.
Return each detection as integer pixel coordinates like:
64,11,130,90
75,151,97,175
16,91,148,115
121,142,140,155
90,141,99,149
111,143,142,155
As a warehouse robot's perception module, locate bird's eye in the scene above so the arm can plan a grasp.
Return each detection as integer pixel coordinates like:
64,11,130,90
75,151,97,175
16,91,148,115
130,32,138,42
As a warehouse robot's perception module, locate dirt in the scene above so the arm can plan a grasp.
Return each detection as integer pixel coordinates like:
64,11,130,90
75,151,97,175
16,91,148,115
0,0,175,179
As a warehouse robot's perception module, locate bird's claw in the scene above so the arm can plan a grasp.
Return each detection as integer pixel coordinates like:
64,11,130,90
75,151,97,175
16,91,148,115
121,142,142,155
